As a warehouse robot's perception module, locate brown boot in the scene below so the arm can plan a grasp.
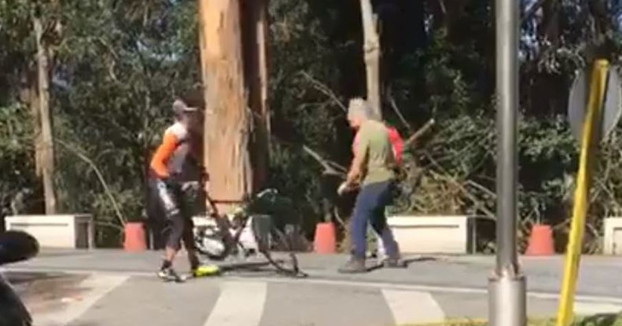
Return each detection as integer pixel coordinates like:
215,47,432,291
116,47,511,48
383,243,406,268
338,257,368,274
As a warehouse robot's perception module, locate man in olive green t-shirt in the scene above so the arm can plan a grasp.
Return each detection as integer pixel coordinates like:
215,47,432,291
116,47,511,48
337,98,403,273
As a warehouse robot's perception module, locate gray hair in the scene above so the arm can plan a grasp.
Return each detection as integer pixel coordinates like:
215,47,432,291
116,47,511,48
347,97,373,120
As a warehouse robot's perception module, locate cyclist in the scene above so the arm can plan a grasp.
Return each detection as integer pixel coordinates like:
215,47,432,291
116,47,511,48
148,95,207,282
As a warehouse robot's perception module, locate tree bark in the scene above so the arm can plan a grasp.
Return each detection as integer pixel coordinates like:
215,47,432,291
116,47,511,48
360,0,382,119
33,10,57,215
241,0,270,191
198,0,252,214
19,69,43,178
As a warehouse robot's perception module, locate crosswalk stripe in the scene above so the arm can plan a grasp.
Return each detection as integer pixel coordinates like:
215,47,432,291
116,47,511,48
382,289,445,324
575,301,622,316
33,274,129,326
203,281,267,326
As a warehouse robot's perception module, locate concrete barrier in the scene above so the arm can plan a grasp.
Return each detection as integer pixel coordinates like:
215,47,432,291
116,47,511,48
4,214,95,249
604,217,622,255
378,215,474,254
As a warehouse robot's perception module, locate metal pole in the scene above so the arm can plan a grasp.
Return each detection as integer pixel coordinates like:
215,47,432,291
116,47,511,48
488,0,526,324
496,0,518,273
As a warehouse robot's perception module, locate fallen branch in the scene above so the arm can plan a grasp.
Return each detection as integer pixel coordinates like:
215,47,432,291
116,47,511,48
302,145,347,175
275,117,434,179
404,119,436,148
299,71,348,112
424,154,496,220
56,139,128,226
387,89,413,132
465,180,496,199
271,135,347,176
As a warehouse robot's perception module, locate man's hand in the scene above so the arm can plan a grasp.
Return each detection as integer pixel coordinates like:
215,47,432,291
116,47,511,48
337,181,360,196
337,182,349,196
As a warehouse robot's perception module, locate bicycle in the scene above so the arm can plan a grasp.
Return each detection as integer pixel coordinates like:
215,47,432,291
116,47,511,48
191,186,308,278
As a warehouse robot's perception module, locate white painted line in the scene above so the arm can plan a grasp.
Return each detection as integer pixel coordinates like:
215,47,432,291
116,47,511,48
575,302,622,316
32,274,129,326
202,281,267,326
383,289,445,324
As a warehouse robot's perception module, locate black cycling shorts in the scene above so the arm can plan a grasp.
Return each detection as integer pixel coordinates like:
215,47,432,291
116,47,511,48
147,177,196,251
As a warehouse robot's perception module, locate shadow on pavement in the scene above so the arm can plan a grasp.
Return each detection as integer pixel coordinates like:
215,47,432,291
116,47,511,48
3,271,67,285
403,256,439,265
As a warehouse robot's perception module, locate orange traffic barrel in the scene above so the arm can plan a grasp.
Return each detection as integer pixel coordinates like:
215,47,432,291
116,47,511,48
525,224,555,256
314,222,336,254
124,222,147,252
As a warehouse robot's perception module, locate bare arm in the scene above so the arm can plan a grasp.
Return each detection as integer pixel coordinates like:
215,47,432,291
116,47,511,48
345,129,369,188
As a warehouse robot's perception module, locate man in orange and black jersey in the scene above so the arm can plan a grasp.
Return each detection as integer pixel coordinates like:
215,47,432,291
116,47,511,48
148,96,206,282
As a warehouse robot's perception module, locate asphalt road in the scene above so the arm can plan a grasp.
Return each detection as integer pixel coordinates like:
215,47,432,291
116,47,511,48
3,250,622,326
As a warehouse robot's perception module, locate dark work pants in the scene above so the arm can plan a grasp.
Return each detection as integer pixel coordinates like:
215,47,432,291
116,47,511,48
350,180,399,259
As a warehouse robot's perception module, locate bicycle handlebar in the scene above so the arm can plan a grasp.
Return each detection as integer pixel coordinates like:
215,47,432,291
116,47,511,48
255,188,278,199
203,187,279,217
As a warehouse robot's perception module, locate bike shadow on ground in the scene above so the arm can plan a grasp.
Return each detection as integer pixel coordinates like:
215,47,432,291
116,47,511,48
365,255,440,272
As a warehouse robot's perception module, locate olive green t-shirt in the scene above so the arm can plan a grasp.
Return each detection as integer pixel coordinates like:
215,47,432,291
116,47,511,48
354,120,396,185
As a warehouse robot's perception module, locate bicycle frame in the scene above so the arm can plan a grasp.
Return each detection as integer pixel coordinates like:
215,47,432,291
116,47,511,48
196,189,307,278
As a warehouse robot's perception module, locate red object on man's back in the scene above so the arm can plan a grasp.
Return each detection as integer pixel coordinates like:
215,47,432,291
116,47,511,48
387,126,403,165
352,125,404,165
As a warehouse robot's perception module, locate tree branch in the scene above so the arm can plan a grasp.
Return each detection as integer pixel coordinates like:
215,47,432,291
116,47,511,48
299,71,347,112
404,119,436,148
302,145,347,175
56,139,128,226
521,0,546,26
387,89,413,132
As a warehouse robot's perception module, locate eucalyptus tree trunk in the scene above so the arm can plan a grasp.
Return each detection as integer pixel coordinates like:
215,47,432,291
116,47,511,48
33,8,57,214
198,0,253,214
242,0,270,190
360,0,382,119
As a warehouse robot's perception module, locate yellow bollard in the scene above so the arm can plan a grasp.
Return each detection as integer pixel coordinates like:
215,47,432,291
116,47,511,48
556,59,609,326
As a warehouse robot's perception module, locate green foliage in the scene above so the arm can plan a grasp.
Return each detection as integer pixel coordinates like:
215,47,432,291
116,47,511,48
51,0,201,245
0,102,38,220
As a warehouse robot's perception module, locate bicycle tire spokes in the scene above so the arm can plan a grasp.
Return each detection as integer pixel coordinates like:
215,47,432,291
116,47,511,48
196,192,308,278
257,248,307,278
253,223,308,278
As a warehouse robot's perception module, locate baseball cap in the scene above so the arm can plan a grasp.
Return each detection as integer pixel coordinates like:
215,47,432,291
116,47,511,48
172,99,199,115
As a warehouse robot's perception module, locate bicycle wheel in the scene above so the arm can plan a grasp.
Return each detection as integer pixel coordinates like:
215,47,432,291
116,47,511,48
194,225,229,261
251,216,307,278
194,215,249,261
